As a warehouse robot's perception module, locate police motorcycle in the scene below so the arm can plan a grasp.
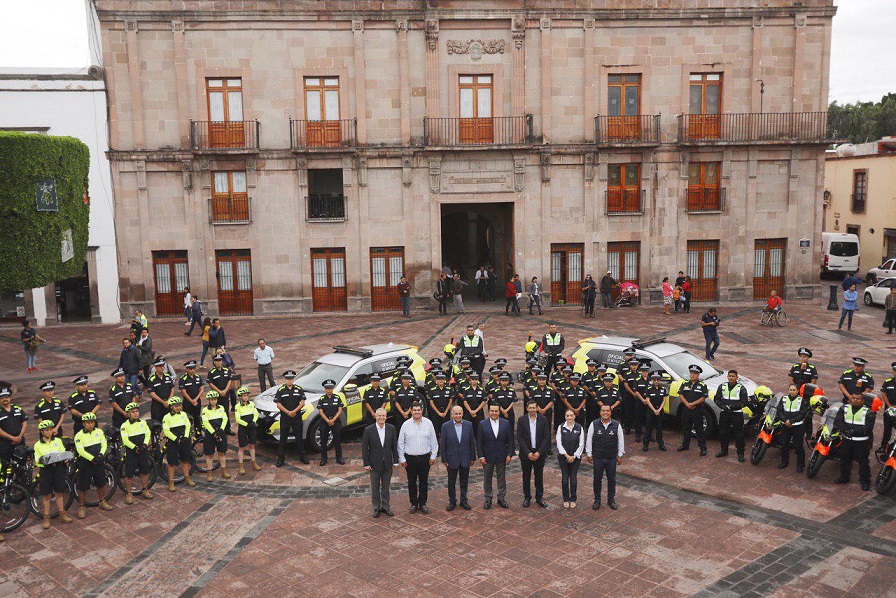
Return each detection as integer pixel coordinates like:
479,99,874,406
805,392,881,479
750,393,787,465
517,334,546,383
742,385,773,436
443,338,462,384
876,431,896,495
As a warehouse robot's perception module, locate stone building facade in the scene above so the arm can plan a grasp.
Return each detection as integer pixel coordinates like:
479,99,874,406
95,0,836,317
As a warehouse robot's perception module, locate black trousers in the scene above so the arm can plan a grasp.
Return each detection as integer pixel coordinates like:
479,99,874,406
557,456,580,502
644,409,664,447
278,415,305,458
505,297,520,315
680,406,706,449
545,354,560,378
778,424,805,467
438,296,449,314
405,453,432,506
839,439,871,484
593,457,617,500
623,395,644,438
718,410,745,454
319,421,342,460
257,364,275,392
520,455,545,500
584,294,595,316
446,466,470,504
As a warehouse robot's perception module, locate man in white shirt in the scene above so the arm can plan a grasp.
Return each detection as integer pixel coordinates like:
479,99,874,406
398,403,439,514
253,338,275,392
478,403,514,509
475,266,488,302
586,404,624,511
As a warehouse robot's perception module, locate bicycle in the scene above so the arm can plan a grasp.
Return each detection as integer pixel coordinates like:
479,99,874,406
760,307,787,327
105,425,158,494
150,422,195,484
66,452,118,508
0,449,34,532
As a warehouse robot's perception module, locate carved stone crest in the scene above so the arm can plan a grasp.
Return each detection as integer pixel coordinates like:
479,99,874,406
429,159,441,194
447,39,506,60
425,19,439,51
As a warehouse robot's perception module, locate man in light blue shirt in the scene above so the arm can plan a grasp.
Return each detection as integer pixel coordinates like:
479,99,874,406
398,402,439,514
253,339,275,391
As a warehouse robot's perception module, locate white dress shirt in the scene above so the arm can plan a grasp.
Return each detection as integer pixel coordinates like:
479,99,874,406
556,422,585,459
528,416,538,450
585,420,625,458
398,417,439,462
489,417,500,438
376,423,386,446
253,346,275,365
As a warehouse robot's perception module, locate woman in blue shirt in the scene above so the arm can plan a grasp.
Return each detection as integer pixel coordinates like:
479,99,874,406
839,284,858,331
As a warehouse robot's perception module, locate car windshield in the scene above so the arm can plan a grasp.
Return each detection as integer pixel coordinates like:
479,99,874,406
663,351,721,380
294,362,350,392
830,242,858,257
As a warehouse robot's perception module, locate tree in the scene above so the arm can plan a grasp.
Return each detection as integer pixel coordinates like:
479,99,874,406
829,94,896,144
0,132,91,293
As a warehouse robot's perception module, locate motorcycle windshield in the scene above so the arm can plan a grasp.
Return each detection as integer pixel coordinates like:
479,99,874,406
763,395,781,419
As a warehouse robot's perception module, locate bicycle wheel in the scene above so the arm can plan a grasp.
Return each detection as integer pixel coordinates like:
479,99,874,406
760,311,772,326
775,311,787,327
156,450,192,484
117,458,158,493
192,437,220,473
29,477,75,518
0,483,31,533
82,463,118,508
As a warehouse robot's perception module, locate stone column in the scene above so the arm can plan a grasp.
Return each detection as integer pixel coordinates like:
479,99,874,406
511,16,526,117
539,17,552,143
171,20,190,147
583,18,596,141
425,19,440,121
26,285,56,327
397,18,411,145
124,20,145,149
749,17,763,114
792,13,807,112
352,19,368,145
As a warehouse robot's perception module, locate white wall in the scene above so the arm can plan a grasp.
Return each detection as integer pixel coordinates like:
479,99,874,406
0,74,120,323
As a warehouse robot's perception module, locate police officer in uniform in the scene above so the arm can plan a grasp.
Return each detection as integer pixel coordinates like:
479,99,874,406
392,372,419,422
581,359,601,429
459,325,486,375
147,357,175,425
485,366,503,397
317,379,345,466
274,370,309,466
424,358,443,391
621,358,643,441
0,387,27,464
201,390,230,480
777,384,809,472
595,373,622,425
839,357,874,405
109,368,138,429
878,362,896,454
491,372,518,437
68,375,100,435
178,360,204,431
73,412,113,518
362,374,389,425
529,372,555,430
33,419,74,528
632,363,652,440
714,369,748,462
234,386,262,474
641,373,667,451
162,397,196,491
462,372,487,439
206,354,234,434
34,381,66,436
562,373,589,426
677,365,709,456
390,356,415,393
789,348,818,392
834,392,876,490
119,402,154,503
426,372,454,441
540,324,565,377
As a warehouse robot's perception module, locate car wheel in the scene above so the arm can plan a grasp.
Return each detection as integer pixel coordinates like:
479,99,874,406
864,293,874,306
305,418,333,454
703,409,718,438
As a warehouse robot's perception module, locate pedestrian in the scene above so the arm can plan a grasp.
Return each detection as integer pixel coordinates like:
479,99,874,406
131,309,148,336
162,397,196,491
0,387,27,464
108,367,138,430
201,390,231,481
435,272,451,316
517,400,550,508
641,373,667,452
234,386,262,474
361,408,399,518
209,350,237,433
677,365,709,456
73,412,114,518
582,274,597,317
505,278,520,316
183,286,192,325
199,317,212,366
841,271,862,291
394,275,411,317
556,408,585,508
599,271,616,309
475,265,488,302
21,319,44,374
673,285,682,312
885,287,896,334
662,277,673,315
274,370,309,466
209,318,227,352
587,404,623,510
119,402,154,504
528,276,544,315
451,273,467,314
682,276,692,313
147,357,174,425
178,360,204,431
478,403,513,509
398,402,439,514
136,327,154,385
461,372,487,440
459,324,486,375
839,284,858,331
714,369,748,462
492,372,519,438
33,419,74,528
118,337,141,392
440,405,476,511
34,381,66,437
68,375,100,435
834,392,876,491
317,379,346,466
185,296,203,336
701,307,721,361
253,338,275,392
675,271,686,288
486,265,498,300
620,358,643,440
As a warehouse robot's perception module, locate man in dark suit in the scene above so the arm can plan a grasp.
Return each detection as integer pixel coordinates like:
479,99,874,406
440,405,477,511
516,400,550,508
478,403,514,509
361,408,399,518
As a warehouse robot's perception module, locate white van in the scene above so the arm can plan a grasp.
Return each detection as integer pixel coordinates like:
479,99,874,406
821,232,860,277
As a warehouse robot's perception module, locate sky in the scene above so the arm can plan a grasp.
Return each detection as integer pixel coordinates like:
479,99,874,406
0,0,892,105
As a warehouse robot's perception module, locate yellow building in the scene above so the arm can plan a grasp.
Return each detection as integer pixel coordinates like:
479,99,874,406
824,138,896,270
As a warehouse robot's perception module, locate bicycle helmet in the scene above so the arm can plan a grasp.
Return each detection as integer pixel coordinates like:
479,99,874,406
236,386,251,396
444,344,456,355
125,402,140,412
206,390,220,400
168,396,182,406
81,412,97,422
38,419,55,431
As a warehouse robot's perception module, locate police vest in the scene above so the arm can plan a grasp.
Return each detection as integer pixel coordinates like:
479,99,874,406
545,333,562,347
718,383,744,411
462,336,480,348
781,395,805,424
841,405,871,440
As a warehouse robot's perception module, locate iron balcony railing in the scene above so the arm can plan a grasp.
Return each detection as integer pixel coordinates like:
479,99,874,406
678,112,832,143
208,197,251,224
594,115,661,144
423,115,533,146
851,192,866,214
290,118,357,149
307,194,346,221
605,189,646,215
190,120,260,150
686,187,727,213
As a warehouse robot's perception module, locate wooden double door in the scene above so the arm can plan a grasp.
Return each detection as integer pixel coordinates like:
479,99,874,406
152,251,189,316
686,240,719,302
753,239,786,300
370,247,404,312
550,244,584,306
216,250,254,315
311,248,347,312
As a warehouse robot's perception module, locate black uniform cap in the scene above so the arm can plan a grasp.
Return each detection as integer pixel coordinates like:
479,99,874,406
39,381,56,391
688,364,703,374
601,373,615,382
73,375,88,385
152,356,166,367
370,373,382,381
570,373,582,382
111,368,125,378
797,348,812,358
498,372,511,381
852,357,867,366
184,360,198,368
282,370,297,378
322,379,336,388
0,388,10,398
